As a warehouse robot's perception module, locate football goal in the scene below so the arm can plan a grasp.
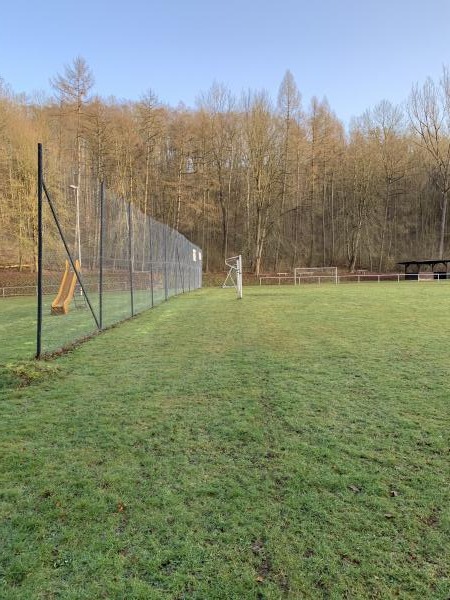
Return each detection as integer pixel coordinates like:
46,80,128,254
294,266,338,285
222,255,243,299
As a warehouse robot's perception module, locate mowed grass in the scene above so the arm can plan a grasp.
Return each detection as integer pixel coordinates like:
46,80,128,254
0,297,37,364
1,284,450,598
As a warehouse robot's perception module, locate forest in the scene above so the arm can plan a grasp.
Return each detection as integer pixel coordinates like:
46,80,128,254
1,57,450,275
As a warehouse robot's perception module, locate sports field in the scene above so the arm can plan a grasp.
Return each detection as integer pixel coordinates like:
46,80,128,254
1,284,449,598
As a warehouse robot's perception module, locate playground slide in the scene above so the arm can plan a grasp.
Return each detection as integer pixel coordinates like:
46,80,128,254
51,260,80,315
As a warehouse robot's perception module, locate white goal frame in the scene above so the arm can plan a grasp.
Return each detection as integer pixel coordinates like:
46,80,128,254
222,255,243,299
294,266,338,285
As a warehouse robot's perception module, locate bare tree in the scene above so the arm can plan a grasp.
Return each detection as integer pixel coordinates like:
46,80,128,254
50,56,95,190
274,70,301,270
197,82,238,261
243,91,282,275
345,125,376,272
409,69,450,258
136,89,161,215
362,100,407,269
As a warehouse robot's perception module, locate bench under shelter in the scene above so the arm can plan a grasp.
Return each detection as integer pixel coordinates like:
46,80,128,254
397,259,450,280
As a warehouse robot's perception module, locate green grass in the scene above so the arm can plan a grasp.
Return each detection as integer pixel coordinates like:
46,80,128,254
1,284,450,598
39,287,168,356
0,288,168,367
0,296,37,364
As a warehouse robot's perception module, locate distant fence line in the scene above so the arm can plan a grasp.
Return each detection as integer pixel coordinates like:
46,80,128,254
259,272,450,285
4,271,450,299
1,285,39,297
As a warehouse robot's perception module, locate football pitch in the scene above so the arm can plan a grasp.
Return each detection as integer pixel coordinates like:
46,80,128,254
1,284,449,598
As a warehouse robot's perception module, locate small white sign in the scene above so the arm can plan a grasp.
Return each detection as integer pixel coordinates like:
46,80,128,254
198,251,202,261
193,249,197,262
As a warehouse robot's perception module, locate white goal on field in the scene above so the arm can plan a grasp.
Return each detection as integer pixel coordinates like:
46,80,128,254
294,266,338,285
222,255,243,299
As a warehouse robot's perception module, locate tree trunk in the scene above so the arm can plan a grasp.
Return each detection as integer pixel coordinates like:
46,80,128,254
218,187,228,260
378,183,390,271
439,192,448,259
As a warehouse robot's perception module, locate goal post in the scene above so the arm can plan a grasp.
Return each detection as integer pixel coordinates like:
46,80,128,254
294,266,338,285
222,255,243,299
237,255,243,298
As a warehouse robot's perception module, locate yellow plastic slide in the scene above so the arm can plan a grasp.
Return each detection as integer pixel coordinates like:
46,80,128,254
51,259,80,315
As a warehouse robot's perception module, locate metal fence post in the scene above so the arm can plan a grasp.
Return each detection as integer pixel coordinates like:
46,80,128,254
36,143,43,358
179,246,185,293
99,182,104,329
175,242,178,294
128,202,134,317
148,216,154,308
163,226,168,301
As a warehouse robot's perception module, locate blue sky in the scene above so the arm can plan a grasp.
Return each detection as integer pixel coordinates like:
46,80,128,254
1,0,449,126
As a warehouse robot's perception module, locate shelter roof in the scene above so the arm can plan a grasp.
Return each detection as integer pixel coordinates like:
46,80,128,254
397,259,450,265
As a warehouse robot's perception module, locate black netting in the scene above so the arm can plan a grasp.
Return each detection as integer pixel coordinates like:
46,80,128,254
39,172,202,356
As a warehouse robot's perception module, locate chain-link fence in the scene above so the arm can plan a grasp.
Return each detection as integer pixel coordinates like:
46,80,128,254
37,145,202,357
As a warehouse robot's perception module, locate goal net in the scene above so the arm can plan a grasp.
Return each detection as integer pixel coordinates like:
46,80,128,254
294,266,338,284
222,255,243,299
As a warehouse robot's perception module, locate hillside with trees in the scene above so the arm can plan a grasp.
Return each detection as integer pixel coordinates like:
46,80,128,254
1,58,450,275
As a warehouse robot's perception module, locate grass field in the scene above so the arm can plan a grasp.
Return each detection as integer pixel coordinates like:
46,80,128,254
1,284,450,598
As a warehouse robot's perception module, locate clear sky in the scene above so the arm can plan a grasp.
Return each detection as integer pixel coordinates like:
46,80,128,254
1,0,449,127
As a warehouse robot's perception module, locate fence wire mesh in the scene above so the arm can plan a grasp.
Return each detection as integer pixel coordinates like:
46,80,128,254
39,152,202,356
